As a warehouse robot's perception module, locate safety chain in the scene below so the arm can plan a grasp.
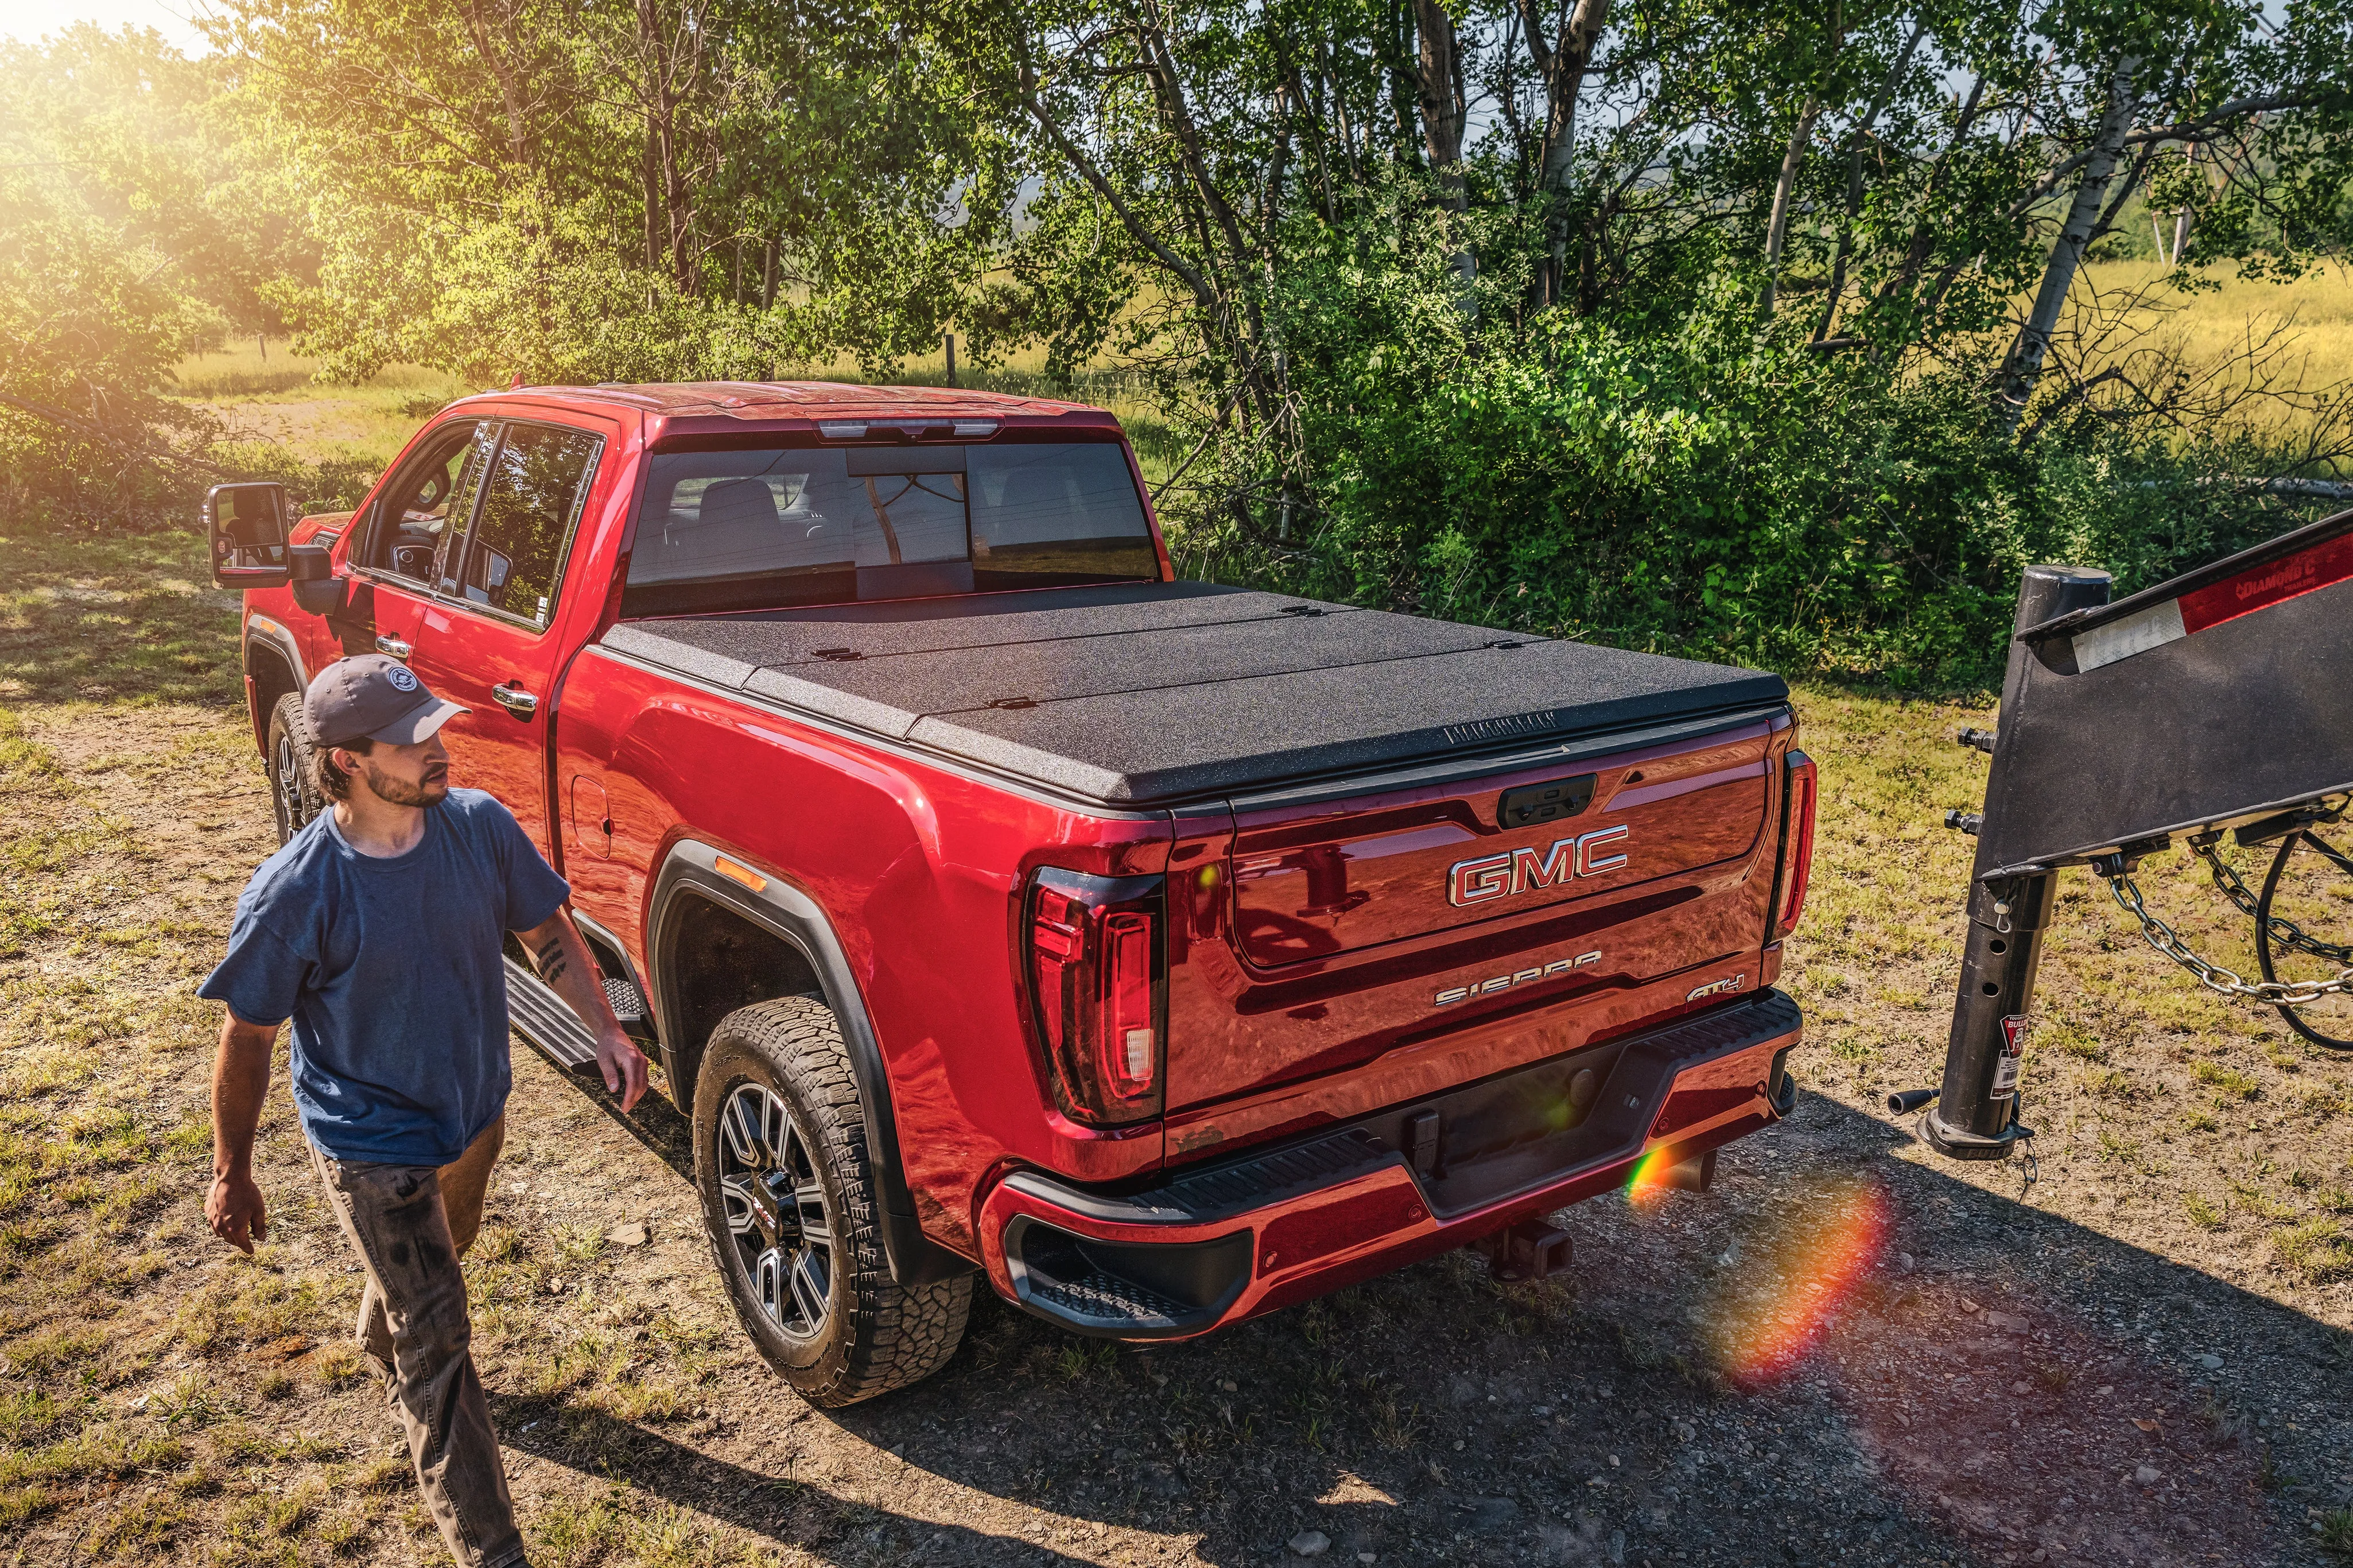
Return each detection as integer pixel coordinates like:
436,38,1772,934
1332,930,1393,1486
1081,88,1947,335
2194,840,2353,965
2105,873,2353,1007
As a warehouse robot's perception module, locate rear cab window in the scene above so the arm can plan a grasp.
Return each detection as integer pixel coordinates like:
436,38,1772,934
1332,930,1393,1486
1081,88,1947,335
623,439,1158,617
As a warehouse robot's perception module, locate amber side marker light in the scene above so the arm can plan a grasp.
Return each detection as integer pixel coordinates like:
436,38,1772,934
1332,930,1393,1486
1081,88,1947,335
715,855,768,893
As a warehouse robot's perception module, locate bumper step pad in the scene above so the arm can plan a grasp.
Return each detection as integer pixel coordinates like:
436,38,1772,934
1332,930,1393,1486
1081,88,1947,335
602,975,646,1022
1025,1271,1193,1331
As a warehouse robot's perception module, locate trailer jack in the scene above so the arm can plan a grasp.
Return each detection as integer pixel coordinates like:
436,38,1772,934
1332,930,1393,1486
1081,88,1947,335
1899,509,2353,1161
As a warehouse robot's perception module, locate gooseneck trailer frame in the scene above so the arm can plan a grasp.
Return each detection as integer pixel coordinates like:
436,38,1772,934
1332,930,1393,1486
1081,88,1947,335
1911,509,2353,1158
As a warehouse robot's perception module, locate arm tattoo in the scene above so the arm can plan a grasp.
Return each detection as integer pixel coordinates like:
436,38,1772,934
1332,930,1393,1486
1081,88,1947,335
533,933,569,985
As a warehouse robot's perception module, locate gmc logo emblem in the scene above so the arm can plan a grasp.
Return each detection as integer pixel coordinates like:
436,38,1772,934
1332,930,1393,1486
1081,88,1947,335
1446,826,1629,908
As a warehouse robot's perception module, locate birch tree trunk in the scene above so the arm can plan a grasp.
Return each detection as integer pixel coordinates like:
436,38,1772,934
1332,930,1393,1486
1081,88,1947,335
1996,56,2141,429
1414,0,1477,309
1517,0,1612,308
1758,95,1824,316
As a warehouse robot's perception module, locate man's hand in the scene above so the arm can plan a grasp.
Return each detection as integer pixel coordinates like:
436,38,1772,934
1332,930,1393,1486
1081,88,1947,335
207,1170,269,1255
210,1010,278,1257
519,907,650,1114
595,1025,651,1114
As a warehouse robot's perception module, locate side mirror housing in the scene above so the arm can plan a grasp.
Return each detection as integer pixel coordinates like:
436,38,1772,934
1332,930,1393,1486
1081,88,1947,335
206,483,292,589
289,544,349,617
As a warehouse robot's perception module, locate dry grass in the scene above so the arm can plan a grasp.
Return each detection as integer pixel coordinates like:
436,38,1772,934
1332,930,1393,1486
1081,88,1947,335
2079,259,2353,380
2065,259,2353,457
173,343,471,403
1784,682,2353,1309
0,529,2345,1565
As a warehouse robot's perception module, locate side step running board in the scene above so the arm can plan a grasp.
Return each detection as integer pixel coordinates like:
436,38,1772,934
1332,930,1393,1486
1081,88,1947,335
504,958,598,1071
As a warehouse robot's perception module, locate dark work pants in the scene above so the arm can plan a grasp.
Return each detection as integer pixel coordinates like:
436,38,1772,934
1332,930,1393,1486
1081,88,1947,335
310,1120,524,1568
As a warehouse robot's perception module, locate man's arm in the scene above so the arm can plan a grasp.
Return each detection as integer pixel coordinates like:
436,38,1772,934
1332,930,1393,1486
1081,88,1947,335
207,1011,279,1255
517,907,650,1112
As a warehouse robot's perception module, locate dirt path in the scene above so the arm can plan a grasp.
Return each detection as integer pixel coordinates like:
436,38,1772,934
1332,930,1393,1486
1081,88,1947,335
1,537,2348,1567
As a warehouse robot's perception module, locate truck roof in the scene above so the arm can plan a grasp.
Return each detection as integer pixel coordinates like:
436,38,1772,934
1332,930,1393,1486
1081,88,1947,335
600,583,1789,806
444,380,1104,423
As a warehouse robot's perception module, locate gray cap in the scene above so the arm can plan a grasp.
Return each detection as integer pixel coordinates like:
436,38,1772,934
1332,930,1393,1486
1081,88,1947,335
305,654,469,748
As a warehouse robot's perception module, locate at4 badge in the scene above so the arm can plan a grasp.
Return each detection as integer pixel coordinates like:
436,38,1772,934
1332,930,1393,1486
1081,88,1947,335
1991,1014,2028,1098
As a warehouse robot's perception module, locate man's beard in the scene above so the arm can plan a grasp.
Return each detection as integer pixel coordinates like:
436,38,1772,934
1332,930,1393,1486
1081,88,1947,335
360,759,449,808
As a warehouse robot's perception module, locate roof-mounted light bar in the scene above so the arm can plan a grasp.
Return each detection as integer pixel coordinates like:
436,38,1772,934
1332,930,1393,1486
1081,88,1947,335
816,418,1000,441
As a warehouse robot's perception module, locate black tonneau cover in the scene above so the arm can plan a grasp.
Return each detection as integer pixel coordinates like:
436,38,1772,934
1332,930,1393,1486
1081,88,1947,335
598,582,1788,804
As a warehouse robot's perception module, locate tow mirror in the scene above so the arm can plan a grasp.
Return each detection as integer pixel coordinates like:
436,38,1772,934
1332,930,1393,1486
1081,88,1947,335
206,483,292,589
288,544,348,616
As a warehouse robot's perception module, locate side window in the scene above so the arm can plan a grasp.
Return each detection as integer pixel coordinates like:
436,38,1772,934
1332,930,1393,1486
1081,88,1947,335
459,423,601,627
370,422,491,585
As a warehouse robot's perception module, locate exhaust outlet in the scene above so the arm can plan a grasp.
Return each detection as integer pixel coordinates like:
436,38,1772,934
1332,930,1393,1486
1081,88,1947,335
1661,1147,1716,1192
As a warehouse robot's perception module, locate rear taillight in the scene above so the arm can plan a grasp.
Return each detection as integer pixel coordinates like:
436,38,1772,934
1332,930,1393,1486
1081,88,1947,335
1773,750,1817,939
1026,868,1165,1123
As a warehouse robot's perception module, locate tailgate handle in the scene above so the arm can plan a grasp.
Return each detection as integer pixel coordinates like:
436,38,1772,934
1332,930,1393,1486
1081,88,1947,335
1498,773,1597,830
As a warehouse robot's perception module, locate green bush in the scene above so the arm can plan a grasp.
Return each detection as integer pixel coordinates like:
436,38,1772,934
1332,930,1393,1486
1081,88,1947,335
1162,209,2325,689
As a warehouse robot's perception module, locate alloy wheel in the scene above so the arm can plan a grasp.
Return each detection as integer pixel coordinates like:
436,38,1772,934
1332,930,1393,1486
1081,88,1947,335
715,1083,836,1343
271,729,302,843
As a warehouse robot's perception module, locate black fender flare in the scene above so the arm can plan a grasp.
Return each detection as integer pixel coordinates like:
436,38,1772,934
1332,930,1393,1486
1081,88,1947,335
243,614,310,746
647,840,973,1285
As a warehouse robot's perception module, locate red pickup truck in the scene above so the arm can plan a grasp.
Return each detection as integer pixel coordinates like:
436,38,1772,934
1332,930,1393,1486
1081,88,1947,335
207,382,1815,1407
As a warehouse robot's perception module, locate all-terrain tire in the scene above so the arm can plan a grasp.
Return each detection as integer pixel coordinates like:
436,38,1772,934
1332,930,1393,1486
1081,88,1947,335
266,692,324,845
692,997,970,1406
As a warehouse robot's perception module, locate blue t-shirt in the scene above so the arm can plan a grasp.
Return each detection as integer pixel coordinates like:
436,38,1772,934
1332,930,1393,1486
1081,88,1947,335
199,788,571,1165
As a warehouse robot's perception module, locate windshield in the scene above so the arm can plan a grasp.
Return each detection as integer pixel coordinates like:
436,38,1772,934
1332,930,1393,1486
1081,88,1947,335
623,441,1159,616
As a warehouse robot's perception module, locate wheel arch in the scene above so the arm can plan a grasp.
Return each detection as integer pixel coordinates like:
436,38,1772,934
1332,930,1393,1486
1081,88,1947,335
647,841,972,1285
244,616,307,756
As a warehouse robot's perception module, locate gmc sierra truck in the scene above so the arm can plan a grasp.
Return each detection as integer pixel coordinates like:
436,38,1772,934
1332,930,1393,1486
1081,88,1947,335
207,381,1816,1407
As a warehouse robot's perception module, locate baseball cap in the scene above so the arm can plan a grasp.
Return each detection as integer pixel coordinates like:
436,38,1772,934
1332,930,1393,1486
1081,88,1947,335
305,654,470,748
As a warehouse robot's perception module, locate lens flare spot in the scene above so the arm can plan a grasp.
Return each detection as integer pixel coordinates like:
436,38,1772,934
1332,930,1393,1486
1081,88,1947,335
1624,1146,1680,1210
1707,1174,1890,1387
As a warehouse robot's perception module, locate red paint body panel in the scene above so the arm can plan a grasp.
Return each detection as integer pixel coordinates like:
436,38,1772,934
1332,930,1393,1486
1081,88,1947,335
230,380,1810,1322
553,650,1174,1250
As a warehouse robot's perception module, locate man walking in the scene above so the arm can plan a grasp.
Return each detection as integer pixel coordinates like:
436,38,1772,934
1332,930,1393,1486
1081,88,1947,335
201,654,649,1568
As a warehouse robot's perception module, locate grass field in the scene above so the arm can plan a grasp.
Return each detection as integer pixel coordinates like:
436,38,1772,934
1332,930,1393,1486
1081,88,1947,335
2062,260,2353,456
1,524,2349,1566
2077,259,2353,373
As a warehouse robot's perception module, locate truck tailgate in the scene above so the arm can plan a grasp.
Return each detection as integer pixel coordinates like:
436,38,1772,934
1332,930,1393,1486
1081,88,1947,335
1162,714,1792,1119
1229,721,1773,966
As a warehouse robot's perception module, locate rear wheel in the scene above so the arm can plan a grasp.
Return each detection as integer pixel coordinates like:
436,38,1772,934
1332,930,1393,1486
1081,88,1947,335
265,692,323,845
692,996,970,1406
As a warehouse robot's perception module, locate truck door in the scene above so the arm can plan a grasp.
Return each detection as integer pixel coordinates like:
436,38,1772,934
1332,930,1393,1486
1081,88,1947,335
404,418,608,861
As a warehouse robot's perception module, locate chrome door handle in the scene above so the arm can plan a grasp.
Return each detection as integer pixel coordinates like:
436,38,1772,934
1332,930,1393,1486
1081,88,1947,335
375,634,413,659
491,682,538,718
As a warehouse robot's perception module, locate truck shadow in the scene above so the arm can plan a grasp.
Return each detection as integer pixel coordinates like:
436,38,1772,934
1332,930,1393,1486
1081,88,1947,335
517,1085,2351,1567
543,1052,698,1180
